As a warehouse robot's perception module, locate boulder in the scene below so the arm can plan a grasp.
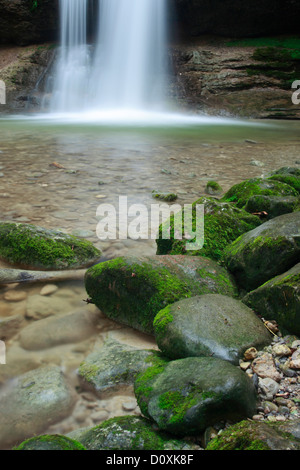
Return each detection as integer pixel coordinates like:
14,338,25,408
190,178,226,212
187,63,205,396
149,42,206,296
84,255,237,334
153,294,272,364
134,353,257,436
14,435,86,451
0,365,75,448
244,263,300,336
223,212,300,291
19,308,102,351
244,195,298,220
0,222,101,270
77,339,154,396
67,416,199,450
222,177,297,209
206,419,300,450
156,196,261,260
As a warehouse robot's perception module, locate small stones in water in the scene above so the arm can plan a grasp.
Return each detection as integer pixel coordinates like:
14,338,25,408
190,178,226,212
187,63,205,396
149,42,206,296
244,347,258,361
4,290,27,302
39,284,59,296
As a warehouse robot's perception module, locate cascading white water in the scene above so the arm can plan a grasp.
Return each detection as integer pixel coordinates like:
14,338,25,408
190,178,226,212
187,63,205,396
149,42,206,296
51,0,167,113
51,0,90,112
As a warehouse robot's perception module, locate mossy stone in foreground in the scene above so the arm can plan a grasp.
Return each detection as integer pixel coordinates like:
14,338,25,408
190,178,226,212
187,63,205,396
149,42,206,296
156,196,261,261
153,294,272,364
223,211,300,291
14,435,86,450
267,167,300,194
244,195,299,219
67,416,197,450
222,177,297,209
0,222,101,270
84,255,237,334
206,419,300,450
134,353,257,436
243,263,300,336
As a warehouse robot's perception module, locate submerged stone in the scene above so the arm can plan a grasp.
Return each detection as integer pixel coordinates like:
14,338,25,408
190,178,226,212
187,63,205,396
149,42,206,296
156,196,261,261
153,294,272,364
67,416,198,450
244,263,300,336
77,338,154,396
0,365,75,448
223,211,300,291
134,353,257,436
14,435,86,451
84,255,237,334
222,177,297,209
0,222,101,270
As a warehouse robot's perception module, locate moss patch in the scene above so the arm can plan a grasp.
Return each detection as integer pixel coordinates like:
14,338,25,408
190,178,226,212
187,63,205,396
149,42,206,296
14,434,86,450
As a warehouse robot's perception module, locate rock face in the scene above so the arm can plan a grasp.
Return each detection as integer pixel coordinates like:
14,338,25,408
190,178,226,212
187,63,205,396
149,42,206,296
84,255,237,334
0,365,75,448
0,0,59,45
67,416,198,450
244,263,300,336
153,294,272,365
173,0,300,38
134,353,257,436
0,222,101,270
223,212,300,291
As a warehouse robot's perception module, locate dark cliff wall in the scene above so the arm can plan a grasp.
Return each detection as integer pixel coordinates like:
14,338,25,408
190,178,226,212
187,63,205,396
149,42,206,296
1,0,300,46
0,0,59,45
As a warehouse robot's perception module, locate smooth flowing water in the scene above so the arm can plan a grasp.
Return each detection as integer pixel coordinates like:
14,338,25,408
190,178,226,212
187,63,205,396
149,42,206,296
51,0,167,113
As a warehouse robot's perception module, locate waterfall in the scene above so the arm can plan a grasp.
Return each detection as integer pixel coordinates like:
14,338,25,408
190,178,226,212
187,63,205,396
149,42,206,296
50,0,168,113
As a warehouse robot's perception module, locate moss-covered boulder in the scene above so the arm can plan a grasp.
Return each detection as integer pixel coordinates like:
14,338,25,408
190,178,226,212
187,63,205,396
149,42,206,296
152,191,178,202
222,177,297,209
244,195,299,219
0,222,101,270
205,181,223,196
267,167,300,194
223,211,300,291
206,419,300,450
134,353,257,436
243,263,300,336
156,197,261,261
153,294,272,364
77,339,154,396
67,416,198,450
14,435,86,451
85,255,237,334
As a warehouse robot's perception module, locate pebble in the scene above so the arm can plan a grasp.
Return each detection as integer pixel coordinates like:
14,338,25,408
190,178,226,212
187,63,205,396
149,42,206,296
90,410,109,422
40,284,59,296
4,291,27,302
122,400,137,412
244,347,258,361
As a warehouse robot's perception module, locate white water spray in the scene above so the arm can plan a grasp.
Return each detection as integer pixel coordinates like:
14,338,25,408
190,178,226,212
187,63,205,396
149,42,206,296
51,0,167,113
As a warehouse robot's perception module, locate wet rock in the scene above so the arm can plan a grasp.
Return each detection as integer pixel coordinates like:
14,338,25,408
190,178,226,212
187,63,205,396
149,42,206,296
205,181,223,196
244,195,298,220
134,353,257,436
206,419,300,450
258,377,280,401
0,314,24,341
19,308,101,351
152,190,178,202
223,212,300,291
85,255,237,334
0,222,101,270
25,294,72,320
14,435,86,451
156,196,261,261
40,284,59,296
0,365,76,448
153,294,272,365
67,416,199,450
244,263,300,335
3,290,27,302
77,338,154,396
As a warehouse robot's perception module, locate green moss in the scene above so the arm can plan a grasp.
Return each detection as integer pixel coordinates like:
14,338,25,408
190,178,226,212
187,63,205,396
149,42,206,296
153,306,174,343
134,353,169,417
77,363,99,384
85,258,191,334
14,434,86,450
156,197,261,261
0,223,101,270
152,191,178,202
267,175,300,194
